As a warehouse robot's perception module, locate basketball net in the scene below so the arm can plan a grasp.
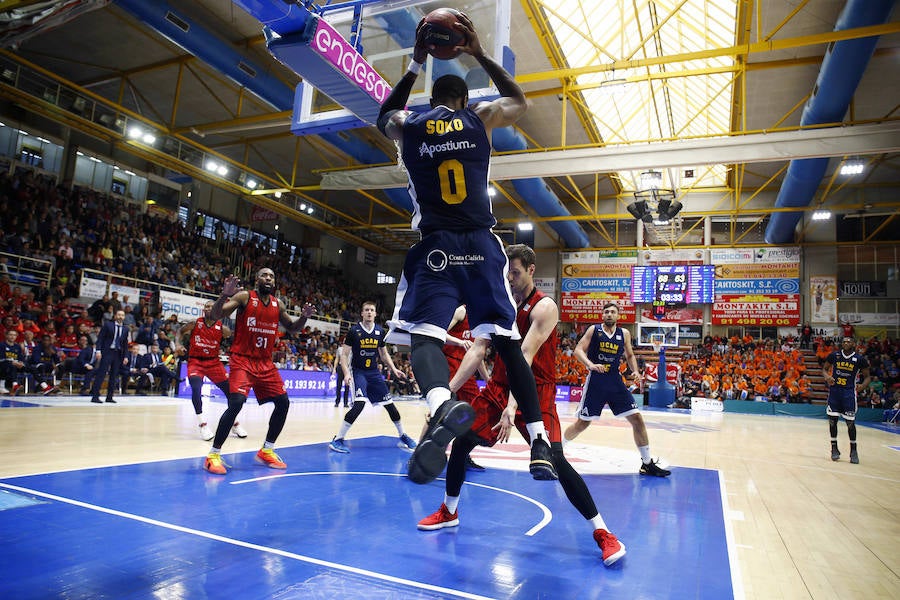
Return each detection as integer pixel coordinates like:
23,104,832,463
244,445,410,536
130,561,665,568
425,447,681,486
650,333,665,354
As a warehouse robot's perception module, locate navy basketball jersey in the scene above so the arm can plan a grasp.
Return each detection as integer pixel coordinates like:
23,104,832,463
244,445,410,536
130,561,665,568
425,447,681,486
401,105,494,233
345,323,385,371
825,350,869,389
587,326,626,377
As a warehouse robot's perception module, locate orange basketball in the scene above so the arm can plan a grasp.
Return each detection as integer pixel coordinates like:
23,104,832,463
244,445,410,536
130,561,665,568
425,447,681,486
422,8,465,60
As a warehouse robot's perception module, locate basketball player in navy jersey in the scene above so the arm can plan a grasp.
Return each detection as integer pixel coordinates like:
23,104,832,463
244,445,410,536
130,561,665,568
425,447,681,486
328,301,417,453
564,303,671,477
377,11,555,484
823,337,870,464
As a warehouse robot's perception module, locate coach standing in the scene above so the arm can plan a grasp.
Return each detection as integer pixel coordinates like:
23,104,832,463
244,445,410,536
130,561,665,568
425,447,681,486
90,309,129,404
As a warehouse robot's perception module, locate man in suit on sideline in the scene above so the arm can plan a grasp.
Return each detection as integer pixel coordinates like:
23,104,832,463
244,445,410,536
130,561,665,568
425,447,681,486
90,309,129,404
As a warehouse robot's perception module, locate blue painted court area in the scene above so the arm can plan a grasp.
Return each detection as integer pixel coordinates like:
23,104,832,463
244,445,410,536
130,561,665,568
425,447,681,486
0,437,734,599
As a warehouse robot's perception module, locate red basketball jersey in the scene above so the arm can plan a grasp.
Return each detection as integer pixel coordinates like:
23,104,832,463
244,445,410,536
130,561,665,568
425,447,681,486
443,316,473,374
231,291,280,359
492,289,557,387
189,319,223,359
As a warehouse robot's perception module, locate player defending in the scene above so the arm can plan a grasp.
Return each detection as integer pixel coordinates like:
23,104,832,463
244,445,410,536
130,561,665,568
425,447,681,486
563,303,671,477
443,305,488,471
823,337,870,464
176,301,245,441
328,301,417,453
377,10,555,484
203,269,315,475
417,245,626,566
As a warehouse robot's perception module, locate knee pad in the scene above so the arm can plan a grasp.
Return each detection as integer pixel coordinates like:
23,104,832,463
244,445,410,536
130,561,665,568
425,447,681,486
345,400,366,423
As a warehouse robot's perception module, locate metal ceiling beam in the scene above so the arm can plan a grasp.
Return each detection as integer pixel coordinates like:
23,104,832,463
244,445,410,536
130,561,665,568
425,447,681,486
320,122,900,189
516,21,900,85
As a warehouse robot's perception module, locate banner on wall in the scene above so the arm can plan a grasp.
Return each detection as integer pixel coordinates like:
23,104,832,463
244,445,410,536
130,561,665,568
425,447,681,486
713,278,800,294
560,250,637,323
710,246,801,264
643,248,705,265
714,262,800,279
250,206,279,222
639,306,703,324
159,290,215,321
838,312,900,327
559,292,635,323
561,250,638,266
79,276,108,300
838,281,887,298
712,294,800,326
177,365,335,399
809,275,837,324
643,362,681,385
534,277,556,296
108,283,141,301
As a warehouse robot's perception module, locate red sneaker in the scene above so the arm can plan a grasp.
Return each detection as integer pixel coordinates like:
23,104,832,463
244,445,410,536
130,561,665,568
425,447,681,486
593,529,626,566
204,453,228,475
417,503,459,531
255,448,287,469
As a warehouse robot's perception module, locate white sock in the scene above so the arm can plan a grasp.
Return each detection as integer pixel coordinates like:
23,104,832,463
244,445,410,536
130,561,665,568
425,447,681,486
590,514,608,531
393,420,405,436
426,387,451,416
444,494,460,513
337,421,351,440
639,445,651,463
525,422,547,445
263,441,275,449
210,446,221,455
196,414,205,426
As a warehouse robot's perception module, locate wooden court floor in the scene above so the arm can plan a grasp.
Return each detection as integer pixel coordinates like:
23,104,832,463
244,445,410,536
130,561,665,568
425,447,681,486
0,394,897,599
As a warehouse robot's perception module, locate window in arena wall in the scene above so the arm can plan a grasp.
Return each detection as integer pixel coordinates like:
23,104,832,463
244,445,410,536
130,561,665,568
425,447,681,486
19,145,42,167
377,272,396,285
111,179,127,195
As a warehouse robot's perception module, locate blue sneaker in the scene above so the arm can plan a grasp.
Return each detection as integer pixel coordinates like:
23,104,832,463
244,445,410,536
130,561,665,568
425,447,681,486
329,437,350,453
398,433,417,451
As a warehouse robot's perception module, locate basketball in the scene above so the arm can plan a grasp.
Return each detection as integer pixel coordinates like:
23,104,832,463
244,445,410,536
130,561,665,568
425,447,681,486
421,8,465,60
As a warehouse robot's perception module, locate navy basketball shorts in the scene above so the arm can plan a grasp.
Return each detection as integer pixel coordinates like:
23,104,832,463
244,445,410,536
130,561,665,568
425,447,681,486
351,369,391,404
826,387,857,420
389,229,519,341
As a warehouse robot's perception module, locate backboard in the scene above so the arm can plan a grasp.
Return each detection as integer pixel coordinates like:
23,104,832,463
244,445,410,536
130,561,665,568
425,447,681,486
277,0,511,134
637,323,679,348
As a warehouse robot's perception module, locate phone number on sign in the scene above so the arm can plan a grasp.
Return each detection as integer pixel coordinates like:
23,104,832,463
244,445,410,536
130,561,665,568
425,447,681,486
715,317,795,326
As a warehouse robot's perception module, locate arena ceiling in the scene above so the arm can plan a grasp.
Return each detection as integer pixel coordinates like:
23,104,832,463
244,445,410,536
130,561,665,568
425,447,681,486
0,0,898,254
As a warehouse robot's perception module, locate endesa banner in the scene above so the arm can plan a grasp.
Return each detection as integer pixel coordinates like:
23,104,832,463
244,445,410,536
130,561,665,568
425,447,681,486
712,294,800,326
560,292,635,323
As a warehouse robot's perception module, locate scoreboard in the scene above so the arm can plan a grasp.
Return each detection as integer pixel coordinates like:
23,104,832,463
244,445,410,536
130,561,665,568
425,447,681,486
631,265,715,304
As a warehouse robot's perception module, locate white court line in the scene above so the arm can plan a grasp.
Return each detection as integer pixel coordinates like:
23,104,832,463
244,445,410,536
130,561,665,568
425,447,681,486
231,471,554,536
0,482,495,600
718,471,745,600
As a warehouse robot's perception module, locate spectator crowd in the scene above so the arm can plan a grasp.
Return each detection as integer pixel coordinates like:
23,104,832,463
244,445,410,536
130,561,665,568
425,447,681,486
2,169,899,410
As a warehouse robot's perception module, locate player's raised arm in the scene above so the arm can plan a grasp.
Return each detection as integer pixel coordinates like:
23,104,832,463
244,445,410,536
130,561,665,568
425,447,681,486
210,275,247,320
454,12,527,131
377,20,429,140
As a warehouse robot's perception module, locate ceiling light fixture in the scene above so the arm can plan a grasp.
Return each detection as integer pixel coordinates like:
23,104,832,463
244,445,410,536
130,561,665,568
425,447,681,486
839,159,865,176
628,170,682,224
